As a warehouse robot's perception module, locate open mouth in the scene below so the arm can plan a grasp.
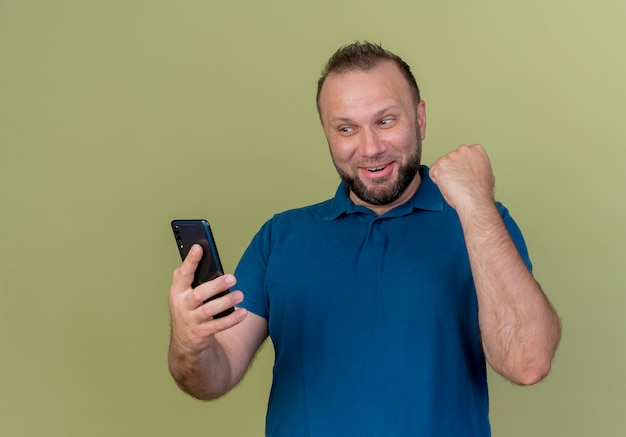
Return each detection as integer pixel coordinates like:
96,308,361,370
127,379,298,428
367,165,387,172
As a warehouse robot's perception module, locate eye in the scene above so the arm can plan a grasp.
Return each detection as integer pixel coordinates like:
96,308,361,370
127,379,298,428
339,126,354,134
379,118,394,127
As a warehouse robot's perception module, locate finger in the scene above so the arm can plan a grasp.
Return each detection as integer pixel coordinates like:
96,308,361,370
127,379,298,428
429,158,442,183
429,167,437,184
182,243,203,271
171,244,203,294
170,307,248,355
197,288,244,320
191,274,238,307
208,307,249,332
186,307,249,345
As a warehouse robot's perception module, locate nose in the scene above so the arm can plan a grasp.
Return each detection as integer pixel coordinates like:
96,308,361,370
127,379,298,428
359,127,385,158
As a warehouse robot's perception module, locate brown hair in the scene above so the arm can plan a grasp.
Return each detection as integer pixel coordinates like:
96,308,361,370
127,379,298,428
316,41,421,113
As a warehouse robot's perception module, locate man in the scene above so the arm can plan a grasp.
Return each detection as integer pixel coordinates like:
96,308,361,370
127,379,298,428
168,42,561,436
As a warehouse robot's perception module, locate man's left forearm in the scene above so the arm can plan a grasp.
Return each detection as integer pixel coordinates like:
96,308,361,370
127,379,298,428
461,204,561,385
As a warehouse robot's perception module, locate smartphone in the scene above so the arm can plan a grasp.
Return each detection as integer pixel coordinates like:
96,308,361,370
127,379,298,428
171,219,234,318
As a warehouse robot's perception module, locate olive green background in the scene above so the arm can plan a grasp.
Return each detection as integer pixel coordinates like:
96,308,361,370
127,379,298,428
1,1,624,435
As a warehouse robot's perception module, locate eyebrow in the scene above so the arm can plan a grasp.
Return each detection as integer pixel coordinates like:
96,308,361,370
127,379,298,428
327,105,400,125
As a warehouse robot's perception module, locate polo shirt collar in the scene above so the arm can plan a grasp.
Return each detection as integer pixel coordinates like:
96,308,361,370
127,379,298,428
323,165,444,221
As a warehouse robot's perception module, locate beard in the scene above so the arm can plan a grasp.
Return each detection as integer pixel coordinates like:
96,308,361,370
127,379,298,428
333,135,422,206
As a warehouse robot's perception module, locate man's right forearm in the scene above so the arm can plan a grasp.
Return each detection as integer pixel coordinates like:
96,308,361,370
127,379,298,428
168,252,261,399
168,336,234,400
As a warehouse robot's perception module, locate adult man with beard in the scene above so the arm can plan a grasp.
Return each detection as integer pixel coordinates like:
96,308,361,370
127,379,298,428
167,41,561,436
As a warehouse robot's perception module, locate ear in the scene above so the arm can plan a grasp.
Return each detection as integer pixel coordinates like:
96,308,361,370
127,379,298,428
416,100,426,140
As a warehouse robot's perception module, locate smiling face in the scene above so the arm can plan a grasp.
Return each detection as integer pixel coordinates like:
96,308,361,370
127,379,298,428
318,61,427,215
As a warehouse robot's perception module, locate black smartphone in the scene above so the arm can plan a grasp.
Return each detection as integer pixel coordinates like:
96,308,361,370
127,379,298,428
171,219,234,318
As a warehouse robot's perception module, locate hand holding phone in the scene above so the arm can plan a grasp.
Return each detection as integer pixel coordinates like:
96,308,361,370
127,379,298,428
171,219,235,318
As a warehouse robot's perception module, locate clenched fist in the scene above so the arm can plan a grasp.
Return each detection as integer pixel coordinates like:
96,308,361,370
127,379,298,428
429,144,496,213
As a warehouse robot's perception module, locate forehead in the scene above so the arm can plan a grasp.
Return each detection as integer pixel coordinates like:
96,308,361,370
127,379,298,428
318,61,414,121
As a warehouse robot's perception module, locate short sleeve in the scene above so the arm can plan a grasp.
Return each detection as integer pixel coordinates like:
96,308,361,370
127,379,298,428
233,219,274,319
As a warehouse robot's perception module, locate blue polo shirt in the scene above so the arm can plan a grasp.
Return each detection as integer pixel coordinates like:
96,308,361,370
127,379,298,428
235,166,531,437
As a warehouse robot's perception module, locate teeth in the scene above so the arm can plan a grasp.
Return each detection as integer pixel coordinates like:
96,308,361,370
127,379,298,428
367,165,386,172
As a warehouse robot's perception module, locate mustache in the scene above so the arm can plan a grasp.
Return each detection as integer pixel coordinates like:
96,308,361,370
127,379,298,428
354,154,396,168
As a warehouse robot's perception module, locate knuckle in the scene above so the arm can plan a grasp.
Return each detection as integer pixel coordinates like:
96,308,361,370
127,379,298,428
171,267,191,294
210,317,233,333
228,292,239,306
172,265,188,284
190,286,205,304
199,301,219,319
